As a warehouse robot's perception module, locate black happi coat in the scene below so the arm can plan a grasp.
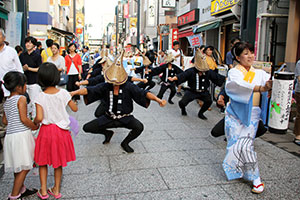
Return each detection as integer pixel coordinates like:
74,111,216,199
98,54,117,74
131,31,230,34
87,75,134,86
151,63,183,84
135,66,153,81
89,59,104,78
176,67,225,92
87,74,105,86
85,81,150,126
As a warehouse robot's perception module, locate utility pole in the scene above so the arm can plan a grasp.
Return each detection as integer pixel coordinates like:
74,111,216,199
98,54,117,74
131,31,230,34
73,0,76,33
115,5,118,55
137,0,140,49
157,0,160,51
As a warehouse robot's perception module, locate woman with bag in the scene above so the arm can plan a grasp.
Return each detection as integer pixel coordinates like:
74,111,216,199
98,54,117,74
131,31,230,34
65,43,82,102
47,43,65,72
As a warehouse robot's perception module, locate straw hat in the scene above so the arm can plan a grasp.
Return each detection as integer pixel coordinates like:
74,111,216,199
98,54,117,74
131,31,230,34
165,53,175,64
102,58,113,72
194,48,210,72
104,50,128,85
141,54,152,66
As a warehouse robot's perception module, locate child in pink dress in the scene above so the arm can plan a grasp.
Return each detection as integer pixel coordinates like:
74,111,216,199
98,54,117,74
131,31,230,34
34,62,78,199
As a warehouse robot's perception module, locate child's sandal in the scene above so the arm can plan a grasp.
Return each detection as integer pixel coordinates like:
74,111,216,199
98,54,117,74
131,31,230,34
37,190,49,199
48,188,62,199
251,183,265,194
7,193,21,200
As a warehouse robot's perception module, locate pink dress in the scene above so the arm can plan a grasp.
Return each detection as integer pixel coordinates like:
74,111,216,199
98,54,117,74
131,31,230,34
34,89,76,168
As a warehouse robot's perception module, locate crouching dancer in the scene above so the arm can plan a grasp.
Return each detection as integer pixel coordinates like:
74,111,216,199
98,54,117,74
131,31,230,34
169,48,225,120
71,50,166,153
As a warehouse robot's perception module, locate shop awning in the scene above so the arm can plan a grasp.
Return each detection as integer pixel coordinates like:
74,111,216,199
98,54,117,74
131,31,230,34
50,27,75,42
51,27,74,37
194,21,221,34
0,6,9,20
178,28,193,38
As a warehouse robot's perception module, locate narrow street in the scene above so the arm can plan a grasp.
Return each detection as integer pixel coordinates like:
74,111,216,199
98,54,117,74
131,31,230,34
0,87,299,200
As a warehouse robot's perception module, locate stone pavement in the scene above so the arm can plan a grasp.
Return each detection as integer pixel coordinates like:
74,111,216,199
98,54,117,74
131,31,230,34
0,88,300,200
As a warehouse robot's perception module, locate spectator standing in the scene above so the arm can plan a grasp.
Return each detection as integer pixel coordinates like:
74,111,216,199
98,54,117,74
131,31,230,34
294,59,300,146
65,43,82,102
94,50,100,60
145,45,156,66
81,45,90,80
225,37,241,69
47,43,65,72
19,36,42,117
36,41,43,55
204,46,218,71
168,41,184,96
0,28,24,150
15,45,23,56
157,50,166,65
41,39,53,63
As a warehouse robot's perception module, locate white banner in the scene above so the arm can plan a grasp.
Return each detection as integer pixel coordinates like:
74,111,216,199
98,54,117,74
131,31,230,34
5,12,23,48
147,0,156,26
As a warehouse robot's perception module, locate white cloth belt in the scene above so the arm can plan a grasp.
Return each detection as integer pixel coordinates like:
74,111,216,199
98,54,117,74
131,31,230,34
107,112,131,119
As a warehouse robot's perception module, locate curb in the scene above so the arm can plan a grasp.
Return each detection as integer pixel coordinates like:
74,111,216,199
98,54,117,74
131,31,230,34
0,164,4,179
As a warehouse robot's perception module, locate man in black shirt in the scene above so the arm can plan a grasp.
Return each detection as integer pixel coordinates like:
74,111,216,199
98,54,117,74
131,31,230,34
169,49,225,120
19,36,42,117
71,51,166,153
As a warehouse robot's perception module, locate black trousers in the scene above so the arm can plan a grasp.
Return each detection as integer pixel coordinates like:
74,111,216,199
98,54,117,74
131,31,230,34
94,101,106,118
211,117,267,138
137,80,155,90
67,75,80,100
82,64,90,80
179,90,212,114
157,83,176,101
83,116,144,144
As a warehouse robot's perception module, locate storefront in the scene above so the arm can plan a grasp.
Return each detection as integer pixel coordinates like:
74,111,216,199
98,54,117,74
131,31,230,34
193,0,240,62
177,9,200,56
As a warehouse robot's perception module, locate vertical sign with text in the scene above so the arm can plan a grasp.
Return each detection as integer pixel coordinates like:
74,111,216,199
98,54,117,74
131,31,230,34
171,29,178,48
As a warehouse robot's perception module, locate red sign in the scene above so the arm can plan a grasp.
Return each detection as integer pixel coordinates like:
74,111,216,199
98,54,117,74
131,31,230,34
124,3,129,19
172,29,178,48
178,9,199,27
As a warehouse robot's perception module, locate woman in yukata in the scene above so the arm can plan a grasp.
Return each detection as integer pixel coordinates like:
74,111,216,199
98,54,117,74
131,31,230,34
223,41,272,194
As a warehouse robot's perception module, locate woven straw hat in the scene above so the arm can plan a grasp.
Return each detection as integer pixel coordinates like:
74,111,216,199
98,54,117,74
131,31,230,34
141,54,151,66
165,53,175,63
194,48,210,72
104,50,128,85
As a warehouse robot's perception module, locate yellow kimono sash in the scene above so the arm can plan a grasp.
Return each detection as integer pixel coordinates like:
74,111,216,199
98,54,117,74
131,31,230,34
235,65,260,106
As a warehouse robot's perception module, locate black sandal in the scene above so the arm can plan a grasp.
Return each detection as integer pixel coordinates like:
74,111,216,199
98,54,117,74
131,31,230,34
20,188,38,198
294,139,300,146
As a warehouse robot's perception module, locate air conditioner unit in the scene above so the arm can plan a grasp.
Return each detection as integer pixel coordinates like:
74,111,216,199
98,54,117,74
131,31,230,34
232,23,240,32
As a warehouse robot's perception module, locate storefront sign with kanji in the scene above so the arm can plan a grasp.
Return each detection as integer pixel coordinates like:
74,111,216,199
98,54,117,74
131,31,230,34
177,9,199,27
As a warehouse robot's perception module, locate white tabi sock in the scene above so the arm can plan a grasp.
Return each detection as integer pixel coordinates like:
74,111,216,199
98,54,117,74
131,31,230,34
253,177,264,192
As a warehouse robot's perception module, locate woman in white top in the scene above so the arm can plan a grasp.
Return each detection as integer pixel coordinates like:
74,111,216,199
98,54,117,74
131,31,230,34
47,43,65,72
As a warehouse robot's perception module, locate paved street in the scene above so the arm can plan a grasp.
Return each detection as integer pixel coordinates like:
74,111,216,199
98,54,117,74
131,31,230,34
0,87,300,200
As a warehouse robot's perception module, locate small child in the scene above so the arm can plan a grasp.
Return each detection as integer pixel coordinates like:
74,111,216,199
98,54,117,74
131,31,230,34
2,71,39,200
33,62,78,199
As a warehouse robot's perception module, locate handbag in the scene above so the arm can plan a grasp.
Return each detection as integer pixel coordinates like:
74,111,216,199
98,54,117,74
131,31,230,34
59,72,68,86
